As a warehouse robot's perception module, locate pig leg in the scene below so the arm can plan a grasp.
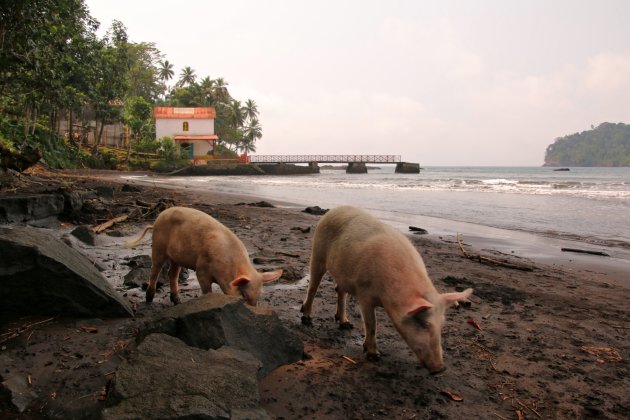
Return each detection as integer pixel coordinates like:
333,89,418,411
334,288,353,330
195,267,214,294
300,262,326,326
167,262,182,305
359,301,380,361
145,254,166,303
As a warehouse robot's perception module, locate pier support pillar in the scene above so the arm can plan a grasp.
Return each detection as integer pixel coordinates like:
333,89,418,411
395,162,420,174
346,162,367,174
308,161,320,173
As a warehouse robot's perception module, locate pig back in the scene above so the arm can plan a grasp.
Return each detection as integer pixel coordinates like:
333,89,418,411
153,207,248,266
314,206,428,287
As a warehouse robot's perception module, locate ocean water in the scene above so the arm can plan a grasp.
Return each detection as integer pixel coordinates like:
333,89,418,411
124,166,630,266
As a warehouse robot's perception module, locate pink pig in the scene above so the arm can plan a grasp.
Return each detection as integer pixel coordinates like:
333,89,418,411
300,206,472,373
126,206,282,306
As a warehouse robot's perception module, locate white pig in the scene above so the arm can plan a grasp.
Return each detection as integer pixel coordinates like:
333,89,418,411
126,206,282,306
300,206,472,374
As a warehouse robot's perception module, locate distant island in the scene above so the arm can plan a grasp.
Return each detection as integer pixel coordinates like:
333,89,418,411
544,122,630,167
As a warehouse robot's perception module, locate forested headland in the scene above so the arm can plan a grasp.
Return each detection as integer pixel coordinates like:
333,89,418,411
0,0,261,172
544,122,630,167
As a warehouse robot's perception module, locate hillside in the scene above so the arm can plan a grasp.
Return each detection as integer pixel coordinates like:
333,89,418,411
544,122,630,167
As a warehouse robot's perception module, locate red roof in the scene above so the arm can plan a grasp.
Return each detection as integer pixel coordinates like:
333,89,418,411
154,107,216,119
174,135,218,141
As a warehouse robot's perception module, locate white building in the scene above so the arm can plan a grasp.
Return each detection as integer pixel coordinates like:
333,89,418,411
154,107,218,161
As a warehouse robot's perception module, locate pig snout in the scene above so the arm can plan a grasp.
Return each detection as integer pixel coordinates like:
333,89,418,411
427,363,446,375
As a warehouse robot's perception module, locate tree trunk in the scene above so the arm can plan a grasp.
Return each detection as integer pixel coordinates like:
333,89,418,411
30,107,38,136
23,105,30,141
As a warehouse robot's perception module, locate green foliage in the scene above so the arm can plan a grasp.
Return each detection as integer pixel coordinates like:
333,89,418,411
545,122,630,167
1,0,263,171
133,137,161,153
158,137,178,160
80,149,118,169
124,96,153,140
152,159,191,173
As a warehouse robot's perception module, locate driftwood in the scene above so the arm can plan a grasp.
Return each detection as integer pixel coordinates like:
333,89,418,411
93,215,128,233
0,317,55,344
561,247,610,257
456,234,533,271
409,226,428,235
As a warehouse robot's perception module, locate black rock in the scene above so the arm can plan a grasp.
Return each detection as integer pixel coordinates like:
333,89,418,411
102,334,267,419
303,206,329,215
0,226,133,317
137,294,304,378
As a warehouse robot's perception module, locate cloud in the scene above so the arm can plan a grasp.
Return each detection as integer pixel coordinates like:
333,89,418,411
585,51,630,93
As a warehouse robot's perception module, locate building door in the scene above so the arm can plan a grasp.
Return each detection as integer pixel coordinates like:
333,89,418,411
180,142,194,160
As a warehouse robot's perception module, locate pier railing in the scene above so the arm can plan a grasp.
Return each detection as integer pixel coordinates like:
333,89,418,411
248,155,402,164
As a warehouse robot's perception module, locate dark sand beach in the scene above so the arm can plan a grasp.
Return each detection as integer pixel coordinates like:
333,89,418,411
1,167,628,419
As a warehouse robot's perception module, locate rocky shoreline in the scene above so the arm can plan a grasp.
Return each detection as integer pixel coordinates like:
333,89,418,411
1,167,629,419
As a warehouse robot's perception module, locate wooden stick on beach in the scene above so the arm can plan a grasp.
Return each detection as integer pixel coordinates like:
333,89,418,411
456,234,533,272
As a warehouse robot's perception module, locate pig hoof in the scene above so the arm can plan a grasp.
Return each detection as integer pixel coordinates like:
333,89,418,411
301,316,313,326
170,293,181,305
366,352,381,362
338,322,353,330
146,288,155,303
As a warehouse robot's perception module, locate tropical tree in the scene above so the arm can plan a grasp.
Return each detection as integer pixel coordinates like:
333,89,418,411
0,0,99,141
158,60,174,83
178,66,196,87
227,100,245,127
199,76,215,104
213,77,230,103
91,20,130,147
243,99,259,121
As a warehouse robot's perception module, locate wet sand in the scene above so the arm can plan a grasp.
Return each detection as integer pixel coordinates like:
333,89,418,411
1,168,628,419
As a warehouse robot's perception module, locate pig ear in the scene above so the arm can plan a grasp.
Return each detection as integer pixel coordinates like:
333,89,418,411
231,277,250,288
441,288,473,304
407,298,434,316
261,269,283,283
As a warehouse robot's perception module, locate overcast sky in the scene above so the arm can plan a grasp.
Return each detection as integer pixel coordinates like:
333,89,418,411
86,0,630,166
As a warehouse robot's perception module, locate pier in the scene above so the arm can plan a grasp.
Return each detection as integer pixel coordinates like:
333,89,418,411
245,155,420,173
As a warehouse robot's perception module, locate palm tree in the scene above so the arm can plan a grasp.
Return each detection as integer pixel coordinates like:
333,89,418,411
245,117,263,143
243,99,258,121
213,77,230,103
178,66,196,87
228,100,245,127
158,60,174,83
199,76,215,105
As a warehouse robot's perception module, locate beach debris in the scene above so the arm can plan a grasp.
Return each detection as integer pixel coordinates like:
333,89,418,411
342,355,357,364
441,391,464,402
456,234,534,271
467,318,482,330
409,226,428,235
291,226,311,233
580,346,623,363
561,247,610,257
303,205,329,215
80,325,99,334
92,215,128,233
0,317,55,345
236,200,276,208
71,225,97,245
516,399,543,418
276,251,300,258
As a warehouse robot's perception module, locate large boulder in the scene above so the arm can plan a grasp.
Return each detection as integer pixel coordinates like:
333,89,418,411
0,194,65,223
0,226,133,317
138,294,304,377
103,333,268,420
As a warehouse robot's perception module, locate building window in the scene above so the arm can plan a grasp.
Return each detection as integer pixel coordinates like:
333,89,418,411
183,121,189,131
